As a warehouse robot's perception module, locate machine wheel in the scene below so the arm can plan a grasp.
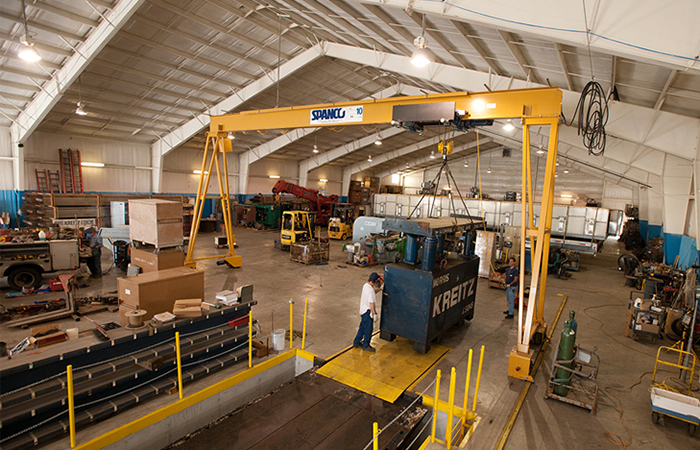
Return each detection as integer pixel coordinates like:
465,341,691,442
7,266,43,290
632,332,638,341
689,423,697,436
341,234,347,240
651,336,658,344
651,412,660,424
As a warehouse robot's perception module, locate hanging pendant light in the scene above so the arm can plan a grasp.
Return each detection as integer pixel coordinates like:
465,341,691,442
411,14,432,67
75,76,87,115
17,0,41,62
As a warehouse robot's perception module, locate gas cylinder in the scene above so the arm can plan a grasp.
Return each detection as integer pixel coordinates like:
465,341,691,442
566,310,577,335
553,320,576,396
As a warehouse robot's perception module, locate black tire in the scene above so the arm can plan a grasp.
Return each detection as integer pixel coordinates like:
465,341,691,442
341,234,347,240
651,412,660,424
7,266,43,290
689,423,696,436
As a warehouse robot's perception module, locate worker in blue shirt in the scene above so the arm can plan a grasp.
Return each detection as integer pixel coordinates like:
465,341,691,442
84,227,103,277
504,257,519,319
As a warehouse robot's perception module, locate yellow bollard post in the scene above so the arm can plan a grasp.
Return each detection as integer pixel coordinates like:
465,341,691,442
373,421,379,450
462,348,473,416
289,299,294,349
431,369,441,443
67,365,76,448
446,367,457,449
175,332,183,399
248,310,253,368
472,345,485,412
302,298,308,350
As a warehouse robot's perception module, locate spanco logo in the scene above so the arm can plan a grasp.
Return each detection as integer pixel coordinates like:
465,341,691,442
310,106,363,125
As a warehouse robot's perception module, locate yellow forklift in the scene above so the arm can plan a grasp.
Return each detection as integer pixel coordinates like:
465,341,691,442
280,211,316,250
328,204,365,240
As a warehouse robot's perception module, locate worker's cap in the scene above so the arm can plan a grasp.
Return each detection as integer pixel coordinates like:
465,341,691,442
369,272,380,282
84,227,96,235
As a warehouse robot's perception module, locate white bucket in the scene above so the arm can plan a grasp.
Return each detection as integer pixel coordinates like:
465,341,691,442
66,328,79,340
272,329,285,351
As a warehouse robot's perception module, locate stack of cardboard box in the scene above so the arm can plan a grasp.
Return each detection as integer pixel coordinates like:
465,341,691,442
119,199,203,326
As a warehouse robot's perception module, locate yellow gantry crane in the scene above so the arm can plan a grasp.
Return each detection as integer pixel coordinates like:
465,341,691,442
187,88,561,380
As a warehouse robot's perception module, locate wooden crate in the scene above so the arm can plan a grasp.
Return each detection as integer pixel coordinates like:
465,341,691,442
290,240,329,264
129,199,183,248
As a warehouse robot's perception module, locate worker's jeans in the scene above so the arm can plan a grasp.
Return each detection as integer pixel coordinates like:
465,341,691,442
353,311,373,348
87,250,102,276
506,286,517,315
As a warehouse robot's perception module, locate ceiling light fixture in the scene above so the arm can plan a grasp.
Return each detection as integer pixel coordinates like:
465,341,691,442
75,102,87,116
319,178,328,183
81,162,104,168
227,132,235,140
368,155,373,162
313,144,319,154
555,173,559,178
269,175,281,179
487,167,492,174
430,150,436,159
563,168,570,174
411,14,431,67
193,170,209,175
561,194,573,198
503,119,515,132
17,0,40,62
75,76,87,115
374,134,382,145
406,163,410,169
313,132,319,153
536,145,546,155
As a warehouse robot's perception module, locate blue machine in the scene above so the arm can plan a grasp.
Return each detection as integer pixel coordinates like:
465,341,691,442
379,217,480,353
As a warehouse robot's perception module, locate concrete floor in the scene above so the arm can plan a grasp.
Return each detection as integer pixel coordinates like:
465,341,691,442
1,228,698,449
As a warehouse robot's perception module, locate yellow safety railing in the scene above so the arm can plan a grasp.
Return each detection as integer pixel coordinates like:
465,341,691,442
422,345,485,448
289,299,294,350
248,310,253,368
67,365,76,448
302,299,309,350
368,345,486,449
175,332,183,399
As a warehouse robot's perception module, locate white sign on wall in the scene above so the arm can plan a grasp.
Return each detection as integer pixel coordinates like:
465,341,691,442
310,106,363,125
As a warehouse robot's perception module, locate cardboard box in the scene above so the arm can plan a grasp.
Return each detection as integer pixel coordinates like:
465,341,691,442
118,267,204,322
131,247,184,273
129,199,183,248
173,298,202,318
637,323,660,334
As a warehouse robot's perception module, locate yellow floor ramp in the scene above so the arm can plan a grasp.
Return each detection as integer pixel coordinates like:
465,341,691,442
317,337,450,403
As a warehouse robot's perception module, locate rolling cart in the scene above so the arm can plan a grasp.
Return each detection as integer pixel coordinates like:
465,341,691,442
650,346,699,436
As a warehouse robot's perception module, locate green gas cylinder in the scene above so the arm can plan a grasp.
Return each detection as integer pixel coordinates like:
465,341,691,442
553,319,576,396
567,310,578,335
